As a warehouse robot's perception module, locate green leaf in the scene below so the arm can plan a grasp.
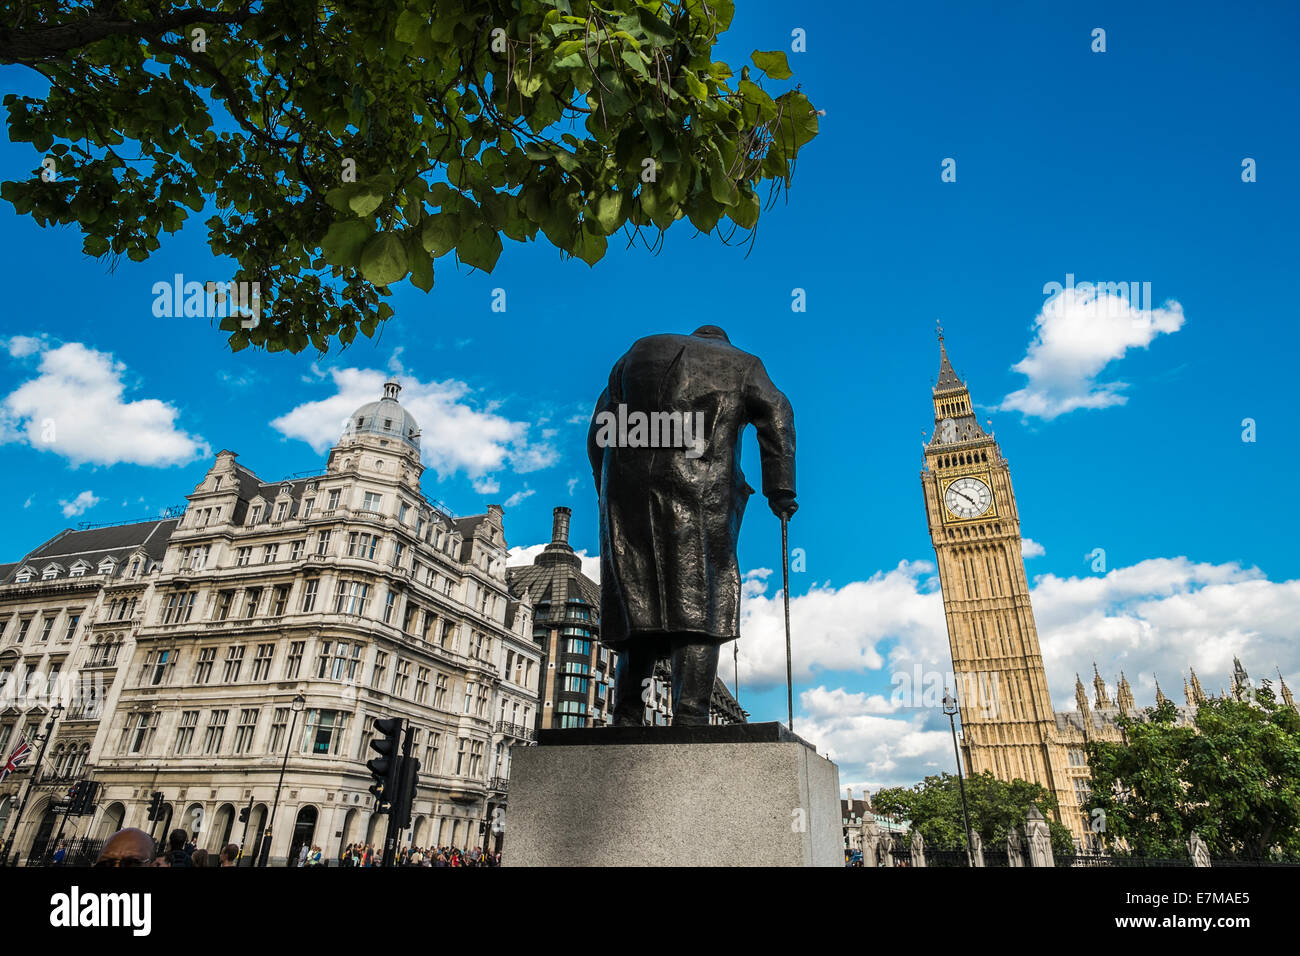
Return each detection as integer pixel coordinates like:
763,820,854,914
770,91,819,158
394,10,425,44
360,232,409,285
636,7,676,46
726,188,760,229
407,235,435,291
621,49,650,78
686,0,736,32
348,189,386,218
572,227,607,266
707,151,738,206
320,220,370,268
421,213,459,257
739,79,778,124
457,222,502,272
590,190,625,234
751,50,792,80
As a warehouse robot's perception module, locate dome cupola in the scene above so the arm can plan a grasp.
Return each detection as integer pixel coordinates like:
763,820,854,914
342,379,421,451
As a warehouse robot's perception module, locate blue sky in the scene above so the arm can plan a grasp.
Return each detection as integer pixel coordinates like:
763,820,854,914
1,1,1297,790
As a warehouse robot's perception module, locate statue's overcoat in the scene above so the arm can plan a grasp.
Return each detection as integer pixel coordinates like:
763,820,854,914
587,328,795,649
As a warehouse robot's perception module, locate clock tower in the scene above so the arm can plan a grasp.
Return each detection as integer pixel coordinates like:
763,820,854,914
920,329,1071,828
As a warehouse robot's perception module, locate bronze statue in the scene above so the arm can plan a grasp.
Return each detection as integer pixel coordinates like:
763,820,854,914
587,326,796,726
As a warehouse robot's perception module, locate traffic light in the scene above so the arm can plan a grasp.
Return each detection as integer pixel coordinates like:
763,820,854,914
392,756,420,831
146,791,163,821
74,781,100,816
366,717,403,812
238,803,250,824
66,781,82,810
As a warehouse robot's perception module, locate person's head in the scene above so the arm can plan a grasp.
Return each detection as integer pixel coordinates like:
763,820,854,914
219,843,239,866
168,828,187,851
692,325,730,342
190,848,209,868
94,828,157,868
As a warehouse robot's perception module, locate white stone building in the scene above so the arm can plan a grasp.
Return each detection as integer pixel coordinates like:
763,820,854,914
0,381,540,863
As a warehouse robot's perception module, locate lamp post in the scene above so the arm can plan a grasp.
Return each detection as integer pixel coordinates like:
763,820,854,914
942,687,975,866
258,694,305,867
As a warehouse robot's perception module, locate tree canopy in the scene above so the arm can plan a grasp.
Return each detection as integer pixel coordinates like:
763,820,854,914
872,770,1075,858
1,0,819,352
1085,686,1300,860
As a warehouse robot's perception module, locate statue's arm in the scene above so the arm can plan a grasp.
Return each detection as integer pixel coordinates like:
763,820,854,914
587,384,613,494
744,358,796,505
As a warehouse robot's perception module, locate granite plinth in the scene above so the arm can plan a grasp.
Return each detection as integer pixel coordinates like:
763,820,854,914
535,720,814,748
505,725,841,867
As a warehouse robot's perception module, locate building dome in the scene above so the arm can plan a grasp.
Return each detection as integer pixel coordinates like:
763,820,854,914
342,380,421,450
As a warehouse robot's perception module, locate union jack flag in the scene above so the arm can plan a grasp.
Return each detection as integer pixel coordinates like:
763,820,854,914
0,738,31,782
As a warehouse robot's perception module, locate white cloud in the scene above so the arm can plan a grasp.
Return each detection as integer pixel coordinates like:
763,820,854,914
507,542,601,583
797,696,957,793
736,561,946,689
5,336,43,359
270,366,558,486
566,477,580,496
998,285,1185,420
0,340,210,466
504,488,535,508
59,490,100,517
1021,537,1045,559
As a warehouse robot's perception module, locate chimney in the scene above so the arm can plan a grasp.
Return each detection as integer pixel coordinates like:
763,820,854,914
551,507,571,545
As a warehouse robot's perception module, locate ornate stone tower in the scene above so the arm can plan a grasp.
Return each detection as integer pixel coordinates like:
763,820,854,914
920,330,1070,823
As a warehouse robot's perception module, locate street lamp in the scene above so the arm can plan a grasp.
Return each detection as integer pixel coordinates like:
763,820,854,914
942,687,975,866
258,693,306,867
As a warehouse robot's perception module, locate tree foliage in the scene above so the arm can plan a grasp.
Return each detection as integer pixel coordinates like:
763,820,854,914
0,0,819,352
1085,687,1300,860
873,771,1074,858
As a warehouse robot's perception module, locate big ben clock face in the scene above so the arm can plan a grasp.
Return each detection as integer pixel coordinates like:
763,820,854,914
944,476,993,519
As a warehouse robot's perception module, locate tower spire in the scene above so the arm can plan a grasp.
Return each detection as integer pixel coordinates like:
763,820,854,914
935,335,962,392
1075,674,1092,732
1189,667,1206,705
1232,657,1252,699
1279,670,1296,712
1155,676,1170,707
1092,662,1111,708
927,332,988,447
1117,672,1135,716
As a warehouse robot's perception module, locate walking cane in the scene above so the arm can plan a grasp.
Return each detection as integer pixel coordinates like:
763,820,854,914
781,515,794,732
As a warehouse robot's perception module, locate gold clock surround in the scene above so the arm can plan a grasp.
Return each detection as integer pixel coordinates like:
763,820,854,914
941,472,997,522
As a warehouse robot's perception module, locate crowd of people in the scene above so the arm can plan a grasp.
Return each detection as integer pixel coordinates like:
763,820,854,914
336,842,501,867
87,827,502,867
89,828,239,867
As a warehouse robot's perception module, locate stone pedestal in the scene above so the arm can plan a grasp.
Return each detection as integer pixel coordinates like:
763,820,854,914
505,722,841,867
